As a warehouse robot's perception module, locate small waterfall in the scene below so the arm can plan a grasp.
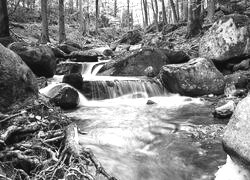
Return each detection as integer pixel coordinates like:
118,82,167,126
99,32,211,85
39,83,88,106
81,61,108,76
81,77,167,100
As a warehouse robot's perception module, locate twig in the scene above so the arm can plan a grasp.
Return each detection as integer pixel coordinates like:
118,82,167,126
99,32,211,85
0,174,12,180
16,168,31,180
44,135,64,143
82,149,118,180
0,111,26,123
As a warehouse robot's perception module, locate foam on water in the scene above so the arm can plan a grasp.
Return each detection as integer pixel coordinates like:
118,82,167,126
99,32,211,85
215,155,250,180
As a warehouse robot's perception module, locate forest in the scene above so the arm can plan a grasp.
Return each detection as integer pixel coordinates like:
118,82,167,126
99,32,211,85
1,0,250,180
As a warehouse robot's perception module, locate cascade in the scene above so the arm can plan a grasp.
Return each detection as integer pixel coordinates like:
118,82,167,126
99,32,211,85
81,77,167,100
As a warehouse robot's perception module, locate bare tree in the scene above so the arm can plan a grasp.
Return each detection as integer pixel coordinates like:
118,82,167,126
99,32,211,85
176,0,179,21
169,0,178,23
96,0,99,31
151,0,159,31
142,0,149,27
40,0,50,43
127,0,130,29
59,0,66,43
114,0,117,17
207,0,215,23
186,0,202,38
161,0,168,24
182,0,188,21
79,0,86,35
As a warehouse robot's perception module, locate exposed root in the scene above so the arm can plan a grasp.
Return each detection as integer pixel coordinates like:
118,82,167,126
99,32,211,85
0,97,118,180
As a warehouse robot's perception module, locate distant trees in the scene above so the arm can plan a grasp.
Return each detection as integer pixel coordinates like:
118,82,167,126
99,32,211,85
7,0,249,42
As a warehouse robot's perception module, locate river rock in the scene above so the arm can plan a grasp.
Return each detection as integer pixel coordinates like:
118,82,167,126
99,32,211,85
8,42,57,78
115,44,130,52
45,84,79,109
223,95,250,166
144,66,156,77
0,36,13,47
159,58,225,96
233,59,250,72
0,43,38,112
162,24,178,35
213,100,236,118
160,49,190,64
98,48,168,76
69,50,99,62
57,41,82,54
218,0,249,15
146,99,156,105
224,71,250,89
118,29,142,45
56,62,83,75
199,14,250,62
62,73,83,90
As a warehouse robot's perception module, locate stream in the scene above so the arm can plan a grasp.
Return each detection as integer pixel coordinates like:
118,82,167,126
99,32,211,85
43,61,227,180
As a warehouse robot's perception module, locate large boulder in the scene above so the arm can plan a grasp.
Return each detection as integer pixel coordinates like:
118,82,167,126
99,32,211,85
223,95,250,166
69,50,99,62
41,83,79,109
118,29,142,45
62,73,83,90
8,42,57,78
199,14,250,62
97,48,168,76
0,43,38,112
217,0,250,15
56,62,83,75
224,71,250,89
160,49,190,64
159,58,225,96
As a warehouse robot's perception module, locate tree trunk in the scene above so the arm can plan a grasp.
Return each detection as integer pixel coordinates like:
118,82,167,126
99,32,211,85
0,0,10,37
141,0,146,27
59,0,66,43
68,0,74,14
162,0,168,24
208,0,215,23
114,0,117,17
95,0,99,32
175,0,179,21
41,0,50,44
127,0,130,29
183,0,188,21
154,0,159,22
151,0,159,32
169,0,178,23
79,0,86,35
143,0,148,27
186,0,202,38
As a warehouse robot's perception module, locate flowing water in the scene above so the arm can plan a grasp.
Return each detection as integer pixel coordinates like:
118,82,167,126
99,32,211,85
42,61,228,180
